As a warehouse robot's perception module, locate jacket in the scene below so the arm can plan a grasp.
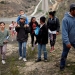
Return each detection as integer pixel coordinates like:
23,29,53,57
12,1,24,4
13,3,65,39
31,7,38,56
62,12,75,45
37,23,48,44
29,21,39,34
47,17,60,32
15,22,30,42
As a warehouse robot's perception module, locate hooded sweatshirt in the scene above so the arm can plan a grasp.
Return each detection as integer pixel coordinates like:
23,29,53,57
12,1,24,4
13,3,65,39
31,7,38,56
62,12,75,45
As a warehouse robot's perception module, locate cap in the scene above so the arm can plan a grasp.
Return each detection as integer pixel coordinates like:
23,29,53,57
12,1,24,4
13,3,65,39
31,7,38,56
70,3,75,9
20,15,26,19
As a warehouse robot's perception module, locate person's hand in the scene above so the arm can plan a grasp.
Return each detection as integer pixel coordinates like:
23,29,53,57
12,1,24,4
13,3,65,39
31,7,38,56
17,25,20,27
26,25,29,27
3,40,8,44
24,24,29,28
66,44,71,48
56,32,59,35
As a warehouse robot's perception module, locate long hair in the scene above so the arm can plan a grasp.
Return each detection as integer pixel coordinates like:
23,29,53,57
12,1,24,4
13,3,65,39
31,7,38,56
30,17,35,22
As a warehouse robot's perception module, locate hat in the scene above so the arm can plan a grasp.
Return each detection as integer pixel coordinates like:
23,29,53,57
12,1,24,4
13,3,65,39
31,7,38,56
70,3,75,9
20,15,26,19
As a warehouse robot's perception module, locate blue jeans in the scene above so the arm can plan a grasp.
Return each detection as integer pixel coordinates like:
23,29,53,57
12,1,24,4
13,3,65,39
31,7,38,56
18,42,27,58
38,44,47,59
60,43,75,67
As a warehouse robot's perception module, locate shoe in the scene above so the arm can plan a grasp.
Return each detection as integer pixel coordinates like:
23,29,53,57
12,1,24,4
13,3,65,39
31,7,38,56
2,60,6,64
44,59,48,62
19,57,22,60
60,66,65,71
32,47,34,51
23,58,27,62
35,59,41,62
50,46,55,52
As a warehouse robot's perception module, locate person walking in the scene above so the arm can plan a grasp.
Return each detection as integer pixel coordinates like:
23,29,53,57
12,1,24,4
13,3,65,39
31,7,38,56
36,16,48,62
60,3,75,70
15,15,30,62
0,22,9,64
47,11,60,52
29,17,39,50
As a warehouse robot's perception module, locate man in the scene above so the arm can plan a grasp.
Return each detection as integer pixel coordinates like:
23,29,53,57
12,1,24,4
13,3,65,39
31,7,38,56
15,15,30,62
60,3,75,70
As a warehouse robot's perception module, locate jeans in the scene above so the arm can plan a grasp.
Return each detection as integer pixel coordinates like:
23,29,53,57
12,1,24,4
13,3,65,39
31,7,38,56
38,44,47,59
60,43,75,67
18,42,27,58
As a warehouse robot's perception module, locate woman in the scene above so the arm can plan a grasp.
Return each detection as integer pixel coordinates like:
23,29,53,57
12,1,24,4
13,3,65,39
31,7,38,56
0,22,9,64
29,17,39,50
47,11,60,52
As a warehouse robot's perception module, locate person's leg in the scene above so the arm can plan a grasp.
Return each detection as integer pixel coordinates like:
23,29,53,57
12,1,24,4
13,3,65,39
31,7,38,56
22,42,27,58
31,33,34,47
36,44,42,62
2,44,7,60
1,44,7,64
0,46,2,55
22,42,27,61
50,34,56,52
35,35,38,45
18,42,22,58
42,44,47,61
60,43,70,70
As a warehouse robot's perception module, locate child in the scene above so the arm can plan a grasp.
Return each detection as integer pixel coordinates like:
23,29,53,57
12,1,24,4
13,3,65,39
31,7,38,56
15,15,30,62
0,22,9,64
16,10,29,25
9,21,16,41
36,16,48,62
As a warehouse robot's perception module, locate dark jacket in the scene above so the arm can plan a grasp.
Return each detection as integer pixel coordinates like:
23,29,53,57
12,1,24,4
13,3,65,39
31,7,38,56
29,21,39,34
37,24,48,44
15,22,30,42
47,17,60,32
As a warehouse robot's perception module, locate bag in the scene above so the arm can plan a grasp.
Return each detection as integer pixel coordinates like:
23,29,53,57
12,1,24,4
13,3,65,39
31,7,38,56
34,27,40,35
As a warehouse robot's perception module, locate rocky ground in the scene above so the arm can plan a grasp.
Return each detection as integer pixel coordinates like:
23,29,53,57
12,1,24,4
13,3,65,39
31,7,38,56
0,0,39,17
0,33,75,75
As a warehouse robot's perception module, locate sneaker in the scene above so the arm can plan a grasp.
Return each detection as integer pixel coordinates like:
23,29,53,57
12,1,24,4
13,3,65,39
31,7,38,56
19,57,22,60
32,47,34,51
60,66,65,71
23,58,27,62
50,46,55,52
44,59,48,62
35,59,41,62
2,60,6,64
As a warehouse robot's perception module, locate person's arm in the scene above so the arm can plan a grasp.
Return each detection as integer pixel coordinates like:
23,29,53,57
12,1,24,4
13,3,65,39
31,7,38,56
56,18,60,32
15,26,20,33
25,16,29,24
47,19,50,28
16,15,20,24
62,18,70,45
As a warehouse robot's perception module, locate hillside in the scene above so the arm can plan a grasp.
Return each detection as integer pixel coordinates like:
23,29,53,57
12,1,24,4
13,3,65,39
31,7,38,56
0,0,39,17
56,0,75,22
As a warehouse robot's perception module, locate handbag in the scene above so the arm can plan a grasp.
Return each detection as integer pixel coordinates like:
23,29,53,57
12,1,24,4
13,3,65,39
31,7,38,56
34,27,40,35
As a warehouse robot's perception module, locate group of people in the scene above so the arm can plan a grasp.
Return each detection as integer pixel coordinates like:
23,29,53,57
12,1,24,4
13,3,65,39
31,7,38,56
0,3,75,71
